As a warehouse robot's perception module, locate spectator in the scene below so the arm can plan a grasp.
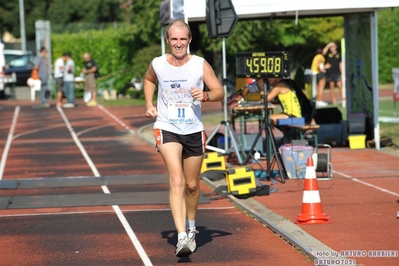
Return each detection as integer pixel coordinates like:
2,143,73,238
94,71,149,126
143,20,224,257
310,48,327,107
83,52,99,106
34,47,50,107
55,53,66,106
62,52,75,108
323,42,343,105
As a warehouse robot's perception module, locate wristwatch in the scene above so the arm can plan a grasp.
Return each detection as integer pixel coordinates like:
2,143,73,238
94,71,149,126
202,92,210,102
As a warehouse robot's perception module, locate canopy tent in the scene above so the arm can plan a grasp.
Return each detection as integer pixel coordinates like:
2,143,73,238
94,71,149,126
178,0,399,150
184,1,399,21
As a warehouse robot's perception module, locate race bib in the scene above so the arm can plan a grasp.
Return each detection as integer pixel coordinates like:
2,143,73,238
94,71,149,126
168,102,195,124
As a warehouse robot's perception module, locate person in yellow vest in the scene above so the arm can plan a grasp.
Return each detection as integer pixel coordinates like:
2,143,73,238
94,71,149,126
257,78,302,125
310,48,328,107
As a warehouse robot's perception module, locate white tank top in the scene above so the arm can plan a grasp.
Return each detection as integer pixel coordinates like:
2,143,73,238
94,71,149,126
152,54,205,135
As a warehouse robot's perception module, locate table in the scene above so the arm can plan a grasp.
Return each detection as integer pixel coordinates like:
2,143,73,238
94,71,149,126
231,103,275,134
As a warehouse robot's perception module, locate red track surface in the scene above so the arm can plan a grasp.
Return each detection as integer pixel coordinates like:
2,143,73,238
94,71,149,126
0,88,398,265
0,100,314,266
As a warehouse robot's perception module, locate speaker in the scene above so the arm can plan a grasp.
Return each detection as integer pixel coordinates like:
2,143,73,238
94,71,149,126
314,107,342,124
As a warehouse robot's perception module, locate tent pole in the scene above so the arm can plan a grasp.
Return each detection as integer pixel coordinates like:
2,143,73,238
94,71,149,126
370,11,380,150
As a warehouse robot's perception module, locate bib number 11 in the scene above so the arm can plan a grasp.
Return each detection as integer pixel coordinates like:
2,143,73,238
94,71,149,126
168,103,195,124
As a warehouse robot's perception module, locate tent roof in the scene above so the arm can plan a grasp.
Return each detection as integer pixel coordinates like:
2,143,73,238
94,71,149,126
185,0,399,22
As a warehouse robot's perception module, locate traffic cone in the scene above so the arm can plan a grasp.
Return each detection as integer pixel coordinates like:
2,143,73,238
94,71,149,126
296,158,331,224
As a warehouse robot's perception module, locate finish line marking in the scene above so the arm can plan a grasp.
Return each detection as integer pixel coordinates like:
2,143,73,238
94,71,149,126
0,106,20,180
57,106,152,266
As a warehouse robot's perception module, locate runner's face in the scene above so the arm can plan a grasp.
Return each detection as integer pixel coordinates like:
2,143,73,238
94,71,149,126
167,25,191,60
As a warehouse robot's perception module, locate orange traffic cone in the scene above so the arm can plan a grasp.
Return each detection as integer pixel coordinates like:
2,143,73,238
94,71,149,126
296,158,331,224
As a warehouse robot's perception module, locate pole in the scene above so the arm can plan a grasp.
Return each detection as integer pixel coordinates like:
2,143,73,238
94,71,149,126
19,0,26,51
222,37,228,150
370,11,380,150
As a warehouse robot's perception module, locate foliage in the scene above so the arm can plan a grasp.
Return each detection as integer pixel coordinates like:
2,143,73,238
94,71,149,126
52,25,142,95
50,0,164,98
198,16,343,85
378,8,399,83
0,0,124,39
1,1,398,87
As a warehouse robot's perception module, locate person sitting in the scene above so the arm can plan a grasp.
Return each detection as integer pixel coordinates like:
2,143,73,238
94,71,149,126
257,77,302,125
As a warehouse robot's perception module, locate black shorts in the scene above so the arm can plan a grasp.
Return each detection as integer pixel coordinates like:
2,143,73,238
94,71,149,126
316,73,325,82
154,129,206,157
326,73,341,83
56,77,64,92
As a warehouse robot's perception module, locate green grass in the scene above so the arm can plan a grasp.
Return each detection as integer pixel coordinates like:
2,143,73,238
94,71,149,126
378,99,399,145
202,99,398,146
100,94,398,146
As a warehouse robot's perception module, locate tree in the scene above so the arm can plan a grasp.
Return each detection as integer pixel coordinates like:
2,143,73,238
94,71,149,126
378,8,399,83
0,0,124,39
199,16,344,84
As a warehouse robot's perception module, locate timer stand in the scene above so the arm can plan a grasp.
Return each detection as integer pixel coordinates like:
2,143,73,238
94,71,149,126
241,78,287,183
234,51,290,183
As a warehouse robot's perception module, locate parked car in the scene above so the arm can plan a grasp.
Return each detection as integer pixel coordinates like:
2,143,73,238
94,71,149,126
0,40,6,97
4,49,36,86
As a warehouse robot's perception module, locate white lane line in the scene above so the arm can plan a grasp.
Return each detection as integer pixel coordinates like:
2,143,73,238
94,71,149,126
334,170,399,197
57,106,100,177
112,205,153,266
56,106,152,266
0,106,20,180
97,105,135,134
0,206,236,218
76,124,115,137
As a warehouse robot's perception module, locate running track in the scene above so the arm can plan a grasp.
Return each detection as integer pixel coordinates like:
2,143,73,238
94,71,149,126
0,101,314,266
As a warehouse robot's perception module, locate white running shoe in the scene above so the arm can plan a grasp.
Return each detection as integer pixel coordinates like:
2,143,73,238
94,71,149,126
316,101,328,107
187,228,199,253
62,103,75,108
175,237,192,257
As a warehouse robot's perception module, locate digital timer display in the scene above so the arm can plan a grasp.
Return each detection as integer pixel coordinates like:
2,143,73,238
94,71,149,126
235,51,290,78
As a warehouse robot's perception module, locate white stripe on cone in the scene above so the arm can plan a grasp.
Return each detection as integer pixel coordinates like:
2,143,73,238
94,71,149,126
305,165,316,179
302,190,321,203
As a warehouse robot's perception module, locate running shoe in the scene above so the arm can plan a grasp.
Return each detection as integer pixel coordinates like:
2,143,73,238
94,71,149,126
175,237,192,257
86,100,97,107
316,101,328,107
187,228,199,253
62,103,75,108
